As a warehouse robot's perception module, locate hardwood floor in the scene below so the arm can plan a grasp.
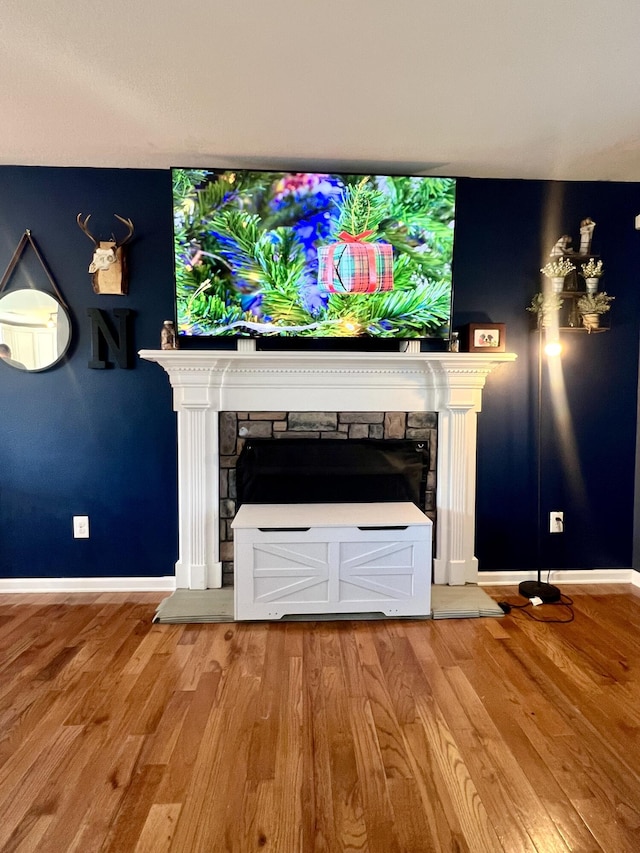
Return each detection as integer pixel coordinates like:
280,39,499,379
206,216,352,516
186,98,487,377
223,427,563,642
0,584,639,852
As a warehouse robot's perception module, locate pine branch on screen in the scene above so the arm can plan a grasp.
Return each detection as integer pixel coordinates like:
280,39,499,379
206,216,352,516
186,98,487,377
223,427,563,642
172,169,455,338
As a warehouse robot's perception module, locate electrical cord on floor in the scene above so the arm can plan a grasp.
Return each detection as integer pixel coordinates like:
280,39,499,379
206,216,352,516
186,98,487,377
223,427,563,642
497,594,575,623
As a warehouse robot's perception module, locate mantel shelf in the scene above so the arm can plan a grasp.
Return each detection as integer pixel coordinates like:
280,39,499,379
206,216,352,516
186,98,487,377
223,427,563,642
139,349,518,414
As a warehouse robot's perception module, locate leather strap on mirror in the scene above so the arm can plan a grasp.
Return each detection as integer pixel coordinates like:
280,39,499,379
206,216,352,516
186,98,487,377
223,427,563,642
0,229,68,308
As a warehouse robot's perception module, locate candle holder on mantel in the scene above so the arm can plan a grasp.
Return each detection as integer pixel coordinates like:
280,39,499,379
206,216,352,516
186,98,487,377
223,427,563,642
160,320,178,350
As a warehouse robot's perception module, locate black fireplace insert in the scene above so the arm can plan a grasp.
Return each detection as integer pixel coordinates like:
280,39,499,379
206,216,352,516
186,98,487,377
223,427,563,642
236,438,429,508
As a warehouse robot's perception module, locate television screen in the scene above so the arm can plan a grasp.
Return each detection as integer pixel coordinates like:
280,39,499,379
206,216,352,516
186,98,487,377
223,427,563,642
172,169,456,340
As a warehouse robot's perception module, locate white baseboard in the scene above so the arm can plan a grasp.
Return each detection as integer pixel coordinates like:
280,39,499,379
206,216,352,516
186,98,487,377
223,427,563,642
2,571,637,594
479,569,635,586
0,577,176,594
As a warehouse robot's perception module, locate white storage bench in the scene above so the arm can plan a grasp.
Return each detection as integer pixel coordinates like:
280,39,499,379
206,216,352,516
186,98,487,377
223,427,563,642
232,502,432,620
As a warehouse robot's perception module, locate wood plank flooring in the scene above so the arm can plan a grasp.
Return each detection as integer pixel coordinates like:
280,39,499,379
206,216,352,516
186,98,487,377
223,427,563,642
0,584,639,852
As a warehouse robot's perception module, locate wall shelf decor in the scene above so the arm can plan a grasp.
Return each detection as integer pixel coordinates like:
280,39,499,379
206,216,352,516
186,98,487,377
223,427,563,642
532,217,613,335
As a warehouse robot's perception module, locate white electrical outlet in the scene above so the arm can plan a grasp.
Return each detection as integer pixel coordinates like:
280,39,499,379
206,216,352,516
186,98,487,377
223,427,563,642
73,515,90,539
549,511,563,533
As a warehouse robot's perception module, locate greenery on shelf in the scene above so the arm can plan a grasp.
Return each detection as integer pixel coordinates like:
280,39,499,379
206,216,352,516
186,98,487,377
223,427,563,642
577,291,615,314
580,258,604,279
526,291,563,322
540,258,576,279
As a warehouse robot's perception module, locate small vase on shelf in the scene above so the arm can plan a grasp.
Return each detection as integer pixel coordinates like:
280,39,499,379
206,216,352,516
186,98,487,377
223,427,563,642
581,313,600,333
541,259,576,294
580,259,604,295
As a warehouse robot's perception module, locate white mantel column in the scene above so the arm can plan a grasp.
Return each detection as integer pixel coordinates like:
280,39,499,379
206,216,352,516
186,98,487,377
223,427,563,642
432,406,479,585
173,384,222,589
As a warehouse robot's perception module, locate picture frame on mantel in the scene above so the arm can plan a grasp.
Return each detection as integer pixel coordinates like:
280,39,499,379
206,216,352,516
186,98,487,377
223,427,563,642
464,323,506,353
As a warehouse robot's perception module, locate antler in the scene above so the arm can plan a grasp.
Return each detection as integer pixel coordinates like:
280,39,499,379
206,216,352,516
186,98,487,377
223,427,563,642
76,213,98,245
114,215,134,247
77,213,134,247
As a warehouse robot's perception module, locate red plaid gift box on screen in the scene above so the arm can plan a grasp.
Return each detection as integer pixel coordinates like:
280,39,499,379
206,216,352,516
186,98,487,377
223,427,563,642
317,230,394,294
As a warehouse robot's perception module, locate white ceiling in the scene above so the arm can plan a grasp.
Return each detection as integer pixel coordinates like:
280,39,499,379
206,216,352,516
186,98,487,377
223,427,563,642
3,1,640,181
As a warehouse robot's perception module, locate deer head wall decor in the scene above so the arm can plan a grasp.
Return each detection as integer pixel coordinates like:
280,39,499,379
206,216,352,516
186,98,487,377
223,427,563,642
76,213,134,294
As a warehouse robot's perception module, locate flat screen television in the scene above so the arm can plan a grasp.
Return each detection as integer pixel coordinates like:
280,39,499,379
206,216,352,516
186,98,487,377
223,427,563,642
172,169,456,341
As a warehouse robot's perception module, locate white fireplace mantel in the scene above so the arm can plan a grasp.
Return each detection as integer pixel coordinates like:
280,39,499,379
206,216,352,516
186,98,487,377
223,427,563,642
140,349,517,589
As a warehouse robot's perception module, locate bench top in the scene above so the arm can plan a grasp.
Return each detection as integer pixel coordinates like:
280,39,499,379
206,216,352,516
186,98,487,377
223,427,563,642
231,502,432,529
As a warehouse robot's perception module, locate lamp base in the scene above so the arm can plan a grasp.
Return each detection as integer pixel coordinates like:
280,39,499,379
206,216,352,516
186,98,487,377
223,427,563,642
518,580,561,603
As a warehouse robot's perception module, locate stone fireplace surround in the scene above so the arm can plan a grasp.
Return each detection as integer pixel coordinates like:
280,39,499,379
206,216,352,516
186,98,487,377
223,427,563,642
139,349,516,589
219,410,438,587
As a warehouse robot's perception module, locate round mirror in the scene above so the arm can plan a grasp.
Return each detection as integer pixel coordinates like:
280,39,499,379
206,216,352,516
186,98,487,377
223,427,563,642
0,289,71,372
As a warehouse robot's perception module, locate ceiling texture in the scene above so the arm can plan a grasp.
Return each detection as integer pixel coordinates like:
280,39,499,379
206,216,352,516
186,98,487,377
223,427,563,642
2,1,639,181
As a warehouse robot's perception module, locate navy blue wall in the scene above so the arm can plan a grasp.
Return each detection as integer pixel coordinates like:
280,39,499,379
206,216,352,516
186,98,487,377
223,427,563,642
0,167,178,578
1,168,638,579
453,178,640,573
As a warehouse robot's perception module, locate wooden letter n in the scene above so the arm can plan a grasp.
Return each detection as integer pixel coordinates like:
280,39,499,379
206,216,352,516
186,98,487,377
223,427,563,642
88,308,134,369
